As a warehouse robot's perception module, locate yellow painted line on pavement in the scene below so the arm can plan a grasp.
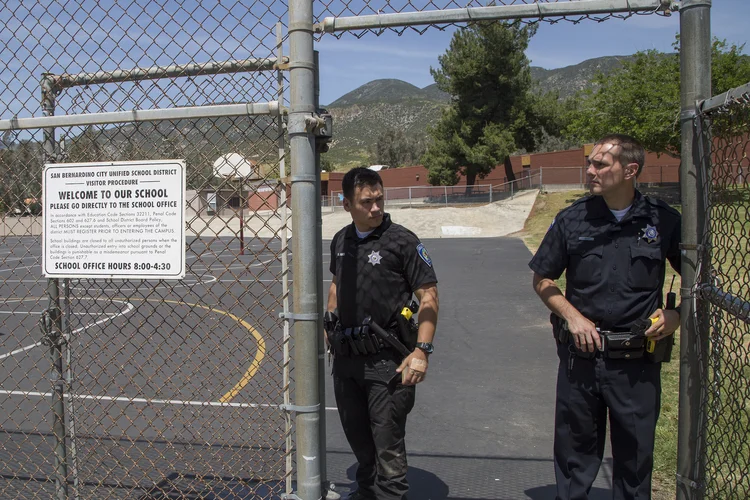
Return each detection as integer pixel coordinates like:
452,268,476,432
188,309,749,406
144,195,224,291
3,295,267,403
113,298,267,403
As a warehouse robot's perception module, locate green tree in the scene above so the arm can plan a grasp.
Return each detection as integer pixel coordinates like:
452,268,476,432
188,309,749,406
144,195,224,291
565,37,750,157
369,128,426,168
422,21,557,186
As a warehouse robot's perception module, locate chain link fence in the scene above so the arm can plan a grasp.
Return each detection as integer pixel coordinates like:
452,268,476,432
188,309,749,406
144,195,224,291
326,171,542,209
694,82,750,498
0,0,687,498
0,3,295,498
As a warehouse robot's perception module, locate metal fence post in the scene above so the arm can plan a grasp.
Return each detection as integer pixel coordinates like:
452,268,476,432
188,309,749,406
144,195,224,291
409,186,412,208
313,49,337,499
677,1,712,499
288,0,322,497
444,186,447,205
41,73,69,500
489,184,493,203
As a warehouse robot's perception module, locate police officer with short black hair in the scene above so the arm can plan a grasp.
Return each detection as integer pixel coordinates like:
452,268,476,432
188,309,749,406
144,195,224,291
326,167,439,500
529,134,681,500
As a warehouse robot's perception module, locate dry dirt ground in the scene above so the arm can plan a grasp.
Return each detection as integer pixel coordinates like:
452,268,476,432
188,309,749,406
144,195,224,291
321,189,539,239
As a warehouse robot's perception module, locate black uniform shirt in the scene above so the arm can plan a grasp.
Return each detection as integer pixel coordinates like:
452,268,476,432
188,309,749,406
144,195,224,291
330,214,438,329
529,190,681,331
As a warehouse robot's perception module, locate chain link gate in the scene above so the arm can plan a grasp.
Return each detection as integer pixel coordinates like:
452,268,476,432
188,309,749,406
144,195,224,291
0,0,705,499
693,82,750,498
0,3,305,498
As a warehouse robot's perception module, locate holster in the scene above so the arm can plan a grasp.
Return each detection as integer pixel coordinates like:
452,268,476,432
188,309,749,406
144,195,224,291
325,311,349,357
396,301,419,351
630,317,675,363
552,314,569,344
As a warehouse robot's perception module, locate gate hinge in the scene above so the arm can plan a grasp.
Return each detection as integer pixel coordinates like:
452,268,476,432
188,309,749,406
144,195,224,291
39,308,66,347
675,473,702,491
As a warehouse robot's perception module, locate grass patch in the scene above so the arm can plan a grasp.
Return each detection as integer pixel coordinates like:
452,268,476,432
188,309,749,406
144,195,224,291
519,189,680,499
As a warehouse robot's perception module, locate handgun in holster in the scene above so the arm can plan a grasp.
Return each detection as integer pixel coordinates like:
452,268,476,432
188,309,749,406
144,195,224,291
396,300,419,351
324,310,349,356
363,316,412,359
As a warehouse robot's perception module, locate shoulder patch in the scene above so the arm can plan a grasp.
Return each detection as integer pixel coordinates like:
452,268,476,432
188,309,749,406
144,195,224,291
416,243,432,267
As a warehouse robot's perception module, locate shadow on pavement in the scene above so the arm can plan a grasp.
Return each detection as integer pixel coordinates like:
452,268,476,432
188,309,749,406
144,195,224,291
330,452,614,500
524,485,610,500
339,464,449,499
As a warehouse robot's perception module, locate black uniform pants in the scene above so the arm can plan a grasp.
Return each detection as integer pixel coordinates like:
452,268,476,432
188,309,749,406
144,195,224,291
554,343,662,500
332,350,416,500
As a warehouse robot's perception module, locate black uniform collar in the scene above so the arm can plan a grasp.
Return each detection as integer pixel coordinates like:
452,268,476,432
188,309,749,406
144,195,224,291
585,190,649,222
344,213,393,241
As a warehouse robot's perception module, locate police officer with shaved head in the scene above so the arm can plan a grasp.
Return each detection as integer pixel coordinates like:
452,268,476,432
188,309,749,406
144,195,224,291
529,134,682,500
326,167,439,500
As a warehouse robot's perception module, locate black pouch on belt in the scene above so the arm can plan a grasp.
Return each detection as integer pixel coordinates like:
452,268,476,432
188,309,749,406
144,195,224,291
352,326,368,354
602,332,645,360
344,327,361,356
360,325,379,354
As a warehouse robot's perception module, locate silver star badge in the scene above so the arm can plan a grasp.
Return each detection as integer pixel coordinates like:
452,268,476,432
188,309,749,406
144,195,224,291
640,224,659,243
367,250,382,266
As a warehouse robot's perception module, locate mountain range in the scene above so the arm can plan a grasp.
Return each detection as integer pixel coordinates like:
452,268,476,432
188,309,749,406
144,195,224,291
36,55,636,175
323,55,634,168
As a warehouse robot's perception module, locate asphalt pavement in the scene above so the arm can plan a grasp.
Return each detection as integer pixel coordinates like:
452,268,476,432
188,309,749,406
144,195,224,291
322,237,614,500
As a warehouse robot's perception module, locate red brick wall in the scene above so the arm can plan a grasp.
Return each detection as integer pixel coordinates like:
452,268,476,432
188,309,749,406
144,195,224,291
322,148,682,195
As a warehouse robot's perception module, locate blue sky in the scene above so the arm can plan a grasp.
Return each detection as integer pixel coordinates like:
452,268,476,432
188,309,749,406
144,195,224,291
316,0,748,105
0,1,745,124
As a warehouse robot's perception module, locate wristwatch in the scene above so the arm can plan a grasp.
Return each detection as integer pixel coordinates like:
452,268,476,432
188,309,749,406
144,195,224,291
415,342,434,354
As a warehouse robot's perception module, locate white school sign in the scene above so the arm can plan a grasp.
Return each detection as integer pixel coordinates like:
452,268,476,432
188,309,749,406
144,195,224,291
42,160,186,279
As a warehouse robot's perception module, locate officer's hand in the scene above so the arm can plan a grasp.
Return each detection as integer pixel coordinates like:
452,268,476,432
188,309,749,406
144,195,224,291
567,315,601,353
397,350,428,386
645,308,680,341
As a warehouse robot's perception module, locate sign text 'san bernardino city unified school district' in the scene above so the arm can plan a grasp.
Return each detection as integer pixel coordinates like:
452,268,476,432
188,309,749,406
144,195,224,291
42,160,186,279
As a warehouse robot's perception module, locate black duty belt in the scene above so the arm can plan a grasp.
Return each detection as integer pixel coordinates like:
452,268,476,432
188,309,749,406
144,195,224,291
558,319,673,364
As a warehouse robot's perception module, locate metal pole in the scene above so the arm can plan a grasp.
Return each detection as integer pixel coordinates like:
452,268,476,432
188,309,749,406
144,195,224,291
52,57,288,89
315,0,670,33
314,50,337,499
676,1,711,499
0,102,281,132
489,184,493,203
409,187,412,208
62,278,80,500
276,23,294,497
288,0,322,497
42,73,69,500
444,186,447,205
